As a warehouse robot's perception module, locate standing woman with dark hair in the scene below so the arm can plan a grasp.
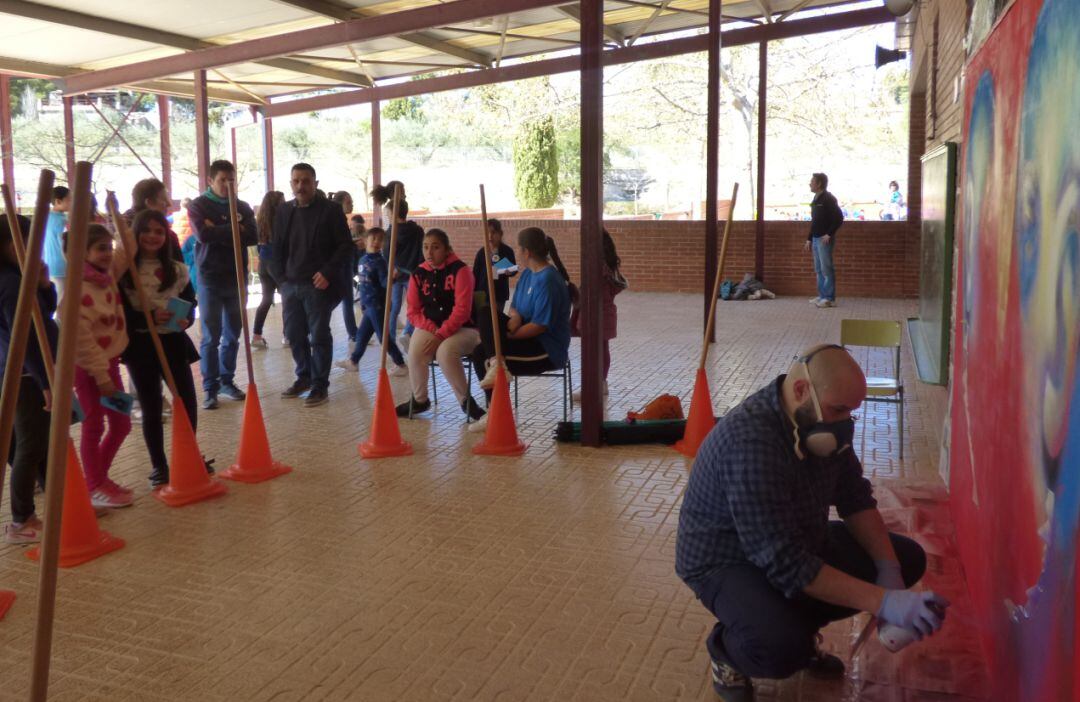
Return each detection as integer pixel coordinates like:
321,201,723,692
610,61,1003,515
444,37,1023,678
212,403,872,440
119,209,201,488
469,227,571,432
330,192,359,346
252,190,285,348
370,181,405,225
571,230,626,400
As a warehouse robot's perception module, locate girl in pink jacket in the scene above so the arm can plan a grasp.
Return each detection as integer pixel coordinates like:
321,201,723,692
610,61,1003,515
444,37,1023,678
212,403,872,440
72,224,133,509
396,229,485,422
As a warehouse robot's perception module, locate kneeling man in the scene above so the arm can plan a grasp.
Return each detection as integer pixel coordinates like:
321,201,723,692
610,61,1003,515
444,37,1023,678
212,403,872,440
676,344,947,700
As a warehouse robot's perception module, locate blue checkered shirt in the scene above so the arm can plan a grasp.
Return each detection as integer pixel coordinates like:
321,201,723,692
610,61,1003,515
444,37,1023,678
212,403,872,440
675,376,876,598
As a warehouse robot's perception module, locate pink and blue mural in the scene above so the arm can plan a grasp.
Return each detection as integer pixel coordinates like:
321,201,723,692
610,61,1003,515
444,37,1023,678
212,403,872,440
951,0,1080,698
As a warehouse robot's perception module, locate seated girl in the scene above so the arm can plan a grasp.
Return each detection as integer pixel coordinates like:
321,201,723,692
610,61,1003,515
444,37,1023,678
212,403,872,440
469,227,571,430
395,229,486,421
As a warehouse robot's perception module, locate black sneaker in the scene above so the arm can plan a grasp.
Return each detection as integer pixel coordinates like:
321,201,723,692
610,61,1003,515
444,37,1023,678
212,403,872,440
396,397,431,418
202,393,219,410
219,383,246,401
461,396,486,421
281,380,312,399
303,388,329,408
707,629,753,701
203,457,216,475
807,634,845,679
148,466,169,489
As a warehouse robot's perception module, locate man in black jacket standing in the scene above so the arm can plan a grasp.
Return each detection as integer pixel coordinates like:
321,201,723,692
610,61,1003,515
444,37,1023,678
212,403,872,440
803,172,844,308
270,163,353,408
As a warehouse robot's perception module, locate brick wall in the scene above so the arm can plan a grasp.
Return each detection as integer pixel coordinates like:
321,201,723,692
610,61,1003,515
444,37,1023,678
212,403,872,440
412,217,918,298
912,0,967,150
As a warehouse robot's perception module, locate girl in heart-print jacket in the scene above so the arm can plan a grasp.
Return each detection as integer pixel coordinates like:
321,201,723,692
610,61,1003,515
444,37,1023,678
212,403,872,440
70,223,134,508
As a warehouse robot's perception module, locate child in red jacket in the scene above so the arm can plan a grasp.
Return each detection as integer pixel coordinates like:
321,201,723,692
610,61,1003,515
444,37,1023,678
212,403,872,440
396,229,485,421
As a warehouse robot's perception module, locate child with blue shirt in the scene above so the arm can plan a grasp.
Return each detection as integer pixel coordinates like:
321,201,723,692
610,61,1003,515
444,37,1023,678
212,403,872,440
335,227,407,375
469,227,571,431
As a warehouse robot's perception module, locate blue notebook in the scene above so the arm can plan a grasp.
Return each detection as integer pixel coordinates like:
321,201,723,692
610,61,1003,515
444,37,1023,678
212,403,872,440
162,297,192,332
100,391,135,416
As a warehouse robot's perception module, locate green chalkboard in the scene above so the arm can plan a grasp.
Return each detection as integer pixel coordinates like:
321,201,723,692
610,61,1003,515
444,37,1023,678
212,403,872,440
908,142,957,386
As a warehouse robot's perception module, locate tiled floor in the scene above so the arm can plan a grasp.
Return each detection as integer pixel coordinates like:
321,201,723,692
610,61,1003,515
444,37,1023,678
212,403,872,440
0,292,985,701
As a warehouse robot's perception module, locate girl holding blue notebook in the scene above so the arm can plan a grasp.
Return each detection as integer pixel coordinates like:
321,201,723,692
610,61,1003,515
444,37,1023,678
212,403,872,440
119,209,201,488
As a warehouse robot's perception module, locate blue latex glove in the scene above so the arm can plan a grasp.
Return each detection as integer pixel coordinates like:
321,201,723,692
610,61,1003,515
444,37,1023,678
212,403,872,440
877,590,949,638
875,559,906,590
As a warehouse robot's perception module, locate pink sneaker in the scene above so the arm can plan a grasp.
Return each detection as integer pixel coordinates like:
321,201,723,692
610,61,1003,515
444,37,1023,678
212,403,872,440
90,485,133,509
103,478,133,496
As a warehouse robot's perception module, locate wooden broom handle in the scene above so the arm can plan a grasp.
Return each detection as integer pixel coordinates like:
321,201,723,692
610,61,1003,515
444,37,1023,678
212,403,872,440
478,185,503,362
226,183,255,387
0,184,55,390
30,162,89,702
379,184,403,370
699,182,739,370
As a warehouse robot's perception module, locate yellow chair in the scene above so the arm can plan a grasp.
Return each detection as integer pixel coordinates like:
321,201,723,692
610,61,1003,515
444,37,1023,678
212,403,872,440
840,319,905,459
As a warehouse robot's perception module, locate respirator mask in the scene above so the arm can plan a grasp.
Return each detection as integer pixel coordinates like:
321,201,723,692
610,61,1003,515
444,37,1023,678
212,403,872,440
792,345,856,459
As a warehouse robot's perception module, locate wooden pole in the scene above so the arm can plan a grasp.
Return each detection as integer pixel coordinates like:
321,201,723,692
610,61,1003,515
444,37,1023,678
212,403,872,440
0,172,53,526
478,185,503,362
226,182,255,387
1,185,56,391
29,162,89,702
105,196,181,398
698,182,739,371
379,183,403,370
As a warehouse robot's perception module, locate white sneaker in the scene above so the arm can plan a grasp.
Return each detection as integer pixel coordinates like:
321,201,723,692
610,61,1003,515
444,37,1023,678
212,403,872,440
467,414,489,433
335,359,359,372
572,381,608,402
808,297,821,304
251,335,268,349
479,359,511,390
398,333,411,352
90,487,133,509
815,299,836,308
389,363,409,378
281,337,290,347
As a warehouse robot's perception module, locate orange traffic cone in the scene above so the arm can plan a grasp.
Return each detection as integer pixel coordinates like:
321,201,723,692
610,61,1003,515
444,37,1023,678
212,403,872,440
473,367,526,456
359,368,413,458
0,589,15,620
673,368,716,458
27,441,124,567
221,384,292,483
155,403,228,507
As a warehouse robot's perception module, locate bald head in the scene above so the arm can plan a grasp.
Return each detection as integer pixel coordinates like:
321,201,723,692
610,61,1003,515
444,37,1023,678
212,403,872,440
782,345,866,423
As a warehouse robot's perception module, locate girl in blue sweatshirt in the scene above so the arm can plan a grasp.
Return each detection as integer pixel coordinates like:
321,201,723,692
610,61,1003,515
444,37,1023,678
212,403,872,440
335,228,407,375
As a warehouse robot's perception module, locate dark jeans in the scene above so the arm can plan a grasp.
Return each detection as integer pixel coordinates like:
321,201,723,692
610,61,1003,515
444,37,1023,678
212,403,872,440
197,284,241,393
388,279,414,338
253,260,278,336
125,334,199,471
8,379,49,522
340,294,358,341
697,522,926,679
349,306,404,366
281,281,336,392
470,309,556,382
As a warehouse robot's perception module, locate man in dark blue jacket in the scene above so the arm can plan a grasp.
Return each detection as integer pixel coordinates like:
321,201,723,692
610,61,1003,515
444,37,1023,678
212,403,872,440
270,163,353,408
803,172,844,308
187,159,257,410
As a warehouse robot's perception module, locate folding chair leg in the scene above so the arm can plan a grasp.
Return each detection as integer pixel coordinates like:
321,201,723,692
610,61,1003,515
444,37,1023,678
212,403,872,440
431,367,438,406
898,388,904,460
514,375,519,411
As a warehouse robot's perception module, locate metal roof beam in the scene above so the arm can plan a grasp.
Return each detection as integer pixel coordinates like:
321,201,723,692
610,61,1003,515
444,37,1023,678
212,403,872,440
272,0,492,66
557,4,625,45
59,0,565,95
265,4,894,117
0,56,261,103
0,0,371,86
